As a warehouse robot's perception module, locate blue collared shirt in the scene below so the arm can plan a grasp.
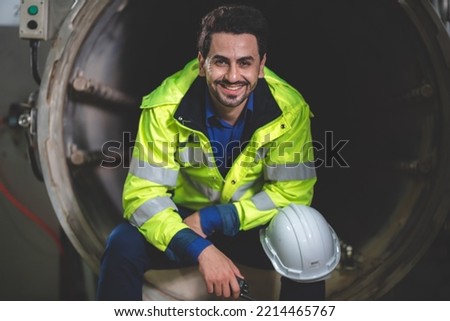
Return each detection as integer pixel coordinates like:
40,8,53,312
205,91,254,176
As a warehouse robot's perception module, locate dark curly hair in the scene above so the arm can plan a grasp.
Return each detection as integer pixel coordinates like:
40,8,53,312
197,5,269,59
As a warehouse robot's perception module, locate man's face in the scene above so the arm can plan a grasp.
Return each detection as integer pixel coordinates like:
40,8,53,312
199,33,266,111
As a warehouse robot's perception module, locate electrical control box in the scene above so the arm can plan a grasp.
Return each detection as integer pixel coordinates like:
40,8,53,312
19,0,49,40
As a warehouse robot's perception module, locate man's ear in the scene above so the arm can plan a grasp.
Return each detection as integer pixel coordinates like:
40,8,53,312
198,52,206,77
259,54,267,78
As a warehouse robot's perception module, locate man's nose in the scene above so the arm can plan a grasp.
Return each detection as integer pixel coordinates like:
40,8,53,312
225,63,239,83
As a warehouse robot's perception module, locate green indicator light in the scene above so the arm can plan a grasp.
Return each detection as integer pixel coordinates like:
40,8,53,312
27,5,39,16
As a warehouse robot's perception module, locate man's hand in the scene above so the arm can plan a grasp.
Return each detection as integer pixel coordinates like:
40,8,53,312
185,211,244,299
183,211,207,238
198,245,243,299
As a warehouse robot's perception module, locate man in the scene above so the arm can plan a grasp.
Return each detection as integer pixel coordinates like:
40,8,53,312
97,5,321,300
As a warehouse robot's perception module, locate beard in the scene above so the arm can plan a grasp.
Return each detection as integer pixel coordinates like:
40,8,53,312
212,79,251,108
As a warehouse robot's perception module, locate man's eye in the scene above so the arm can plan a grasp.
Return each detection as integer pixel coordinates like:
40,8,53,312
215,60,227,66
239,61,251,67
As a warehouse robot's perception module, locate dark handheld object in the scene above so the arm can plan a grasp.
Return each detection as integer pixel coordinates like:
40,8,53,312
237,277,253,300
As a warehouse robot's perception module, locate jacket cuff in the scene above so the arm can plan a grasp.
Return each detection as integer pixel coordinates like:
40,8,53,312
200,204,240,236
165,228,212,263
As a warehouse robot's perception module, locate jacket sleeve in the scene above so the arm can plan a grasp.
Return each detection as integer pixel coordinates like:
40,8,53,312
233,101,317,231
122,107,189,252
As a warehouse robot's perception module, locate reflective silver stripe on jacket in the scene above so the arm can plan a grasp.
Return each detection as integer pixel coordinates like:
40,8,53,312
183,174,221,202
177,147,215,168
130,196,178,227
231,176,264,201
264,162,316,181
129,157,178,187
251,191,276,211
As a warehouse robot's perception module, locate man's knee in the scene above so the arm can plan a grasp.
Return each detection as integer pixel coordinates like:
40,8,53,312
104,222,146,259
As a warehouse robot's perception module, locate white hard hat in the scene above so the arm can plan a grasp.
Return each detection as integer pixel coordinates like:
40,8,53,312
260,204,341,282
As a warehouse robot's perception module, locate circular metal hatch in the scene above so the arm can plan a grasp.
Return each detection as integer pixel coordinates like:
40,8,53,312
36,0,450,299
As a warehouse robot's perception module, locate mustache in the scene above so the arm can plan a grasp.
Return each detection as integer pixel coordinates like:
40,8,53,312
215,79,249,86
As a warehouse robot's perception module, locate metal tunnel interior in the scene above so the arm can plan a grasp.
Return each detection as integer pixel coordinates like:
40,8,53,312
35,0,450,299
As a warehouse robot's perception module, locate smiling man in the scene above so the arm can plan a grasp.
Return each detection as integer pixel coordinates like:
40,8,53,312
96,5,321,301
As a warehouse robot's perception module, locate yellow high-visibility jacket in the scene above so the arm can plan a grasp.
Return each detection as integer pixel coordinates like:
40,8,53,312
123,59,316,252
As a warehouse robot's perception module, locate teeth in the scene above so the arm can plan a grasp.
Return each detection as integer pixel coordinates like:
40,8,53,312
223,85,242,90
